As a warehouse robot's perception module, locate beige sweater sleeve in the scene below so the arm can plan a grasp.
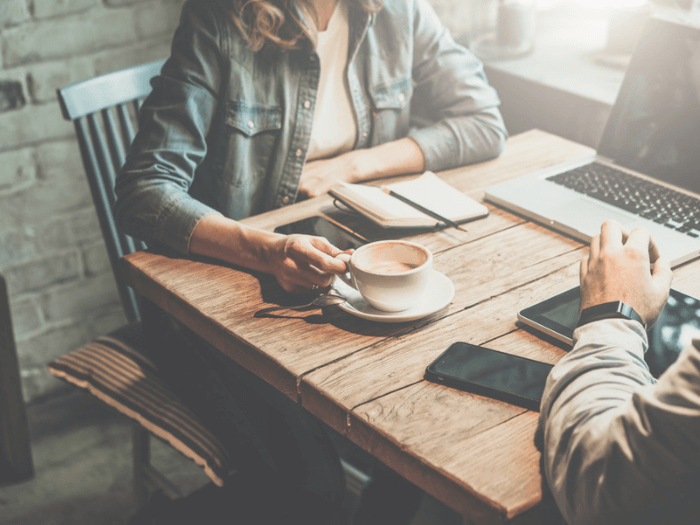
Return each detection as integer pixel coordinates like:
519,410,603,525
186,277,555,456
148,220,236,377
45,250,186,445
539,319,700,525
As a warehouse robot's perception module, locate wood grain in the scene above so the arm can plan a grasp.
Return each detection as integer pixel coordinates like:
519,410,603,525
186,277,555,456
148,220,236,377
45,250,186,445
119,130,693,523
350,388,542,524
300,261,580,428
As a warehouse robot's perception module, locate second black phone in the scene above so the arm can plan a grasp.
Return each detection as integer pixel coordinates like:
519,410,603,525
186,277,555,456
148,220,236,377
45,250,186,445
425,342,554,411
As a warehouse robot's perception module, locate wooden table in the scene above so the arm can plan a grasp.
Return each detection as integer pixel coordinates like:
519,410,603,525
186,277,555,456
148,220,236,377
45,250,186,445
119,130,700,524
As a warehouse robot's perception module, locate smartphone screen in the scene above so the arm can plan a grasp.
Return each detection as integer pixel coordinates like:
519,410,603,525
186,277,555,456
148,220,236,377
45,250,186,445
425,342,554,411
274,216,365,251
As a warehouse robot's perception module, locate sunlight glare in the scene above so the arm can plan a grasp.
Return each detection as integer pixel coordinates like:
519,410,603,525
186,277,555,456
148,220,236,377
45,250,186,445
538,0,649,9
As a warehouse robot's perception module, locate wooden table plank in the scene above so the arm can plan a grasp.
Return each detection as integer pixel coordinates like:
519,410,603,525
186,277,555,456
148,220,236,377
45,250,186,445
486,326,568,365
351,390,543,525
350,387,527,525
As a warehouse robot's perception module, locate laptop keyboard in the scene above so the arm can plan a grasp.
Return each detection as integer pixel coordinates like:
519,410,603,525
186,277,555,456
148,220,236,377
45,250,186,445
547,163,700,238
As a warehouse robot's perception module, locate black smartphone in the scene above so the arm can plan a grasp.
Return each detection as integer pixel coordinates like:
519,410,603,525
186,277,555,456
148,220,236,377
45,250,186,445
425,342,554,411
274,216,365,251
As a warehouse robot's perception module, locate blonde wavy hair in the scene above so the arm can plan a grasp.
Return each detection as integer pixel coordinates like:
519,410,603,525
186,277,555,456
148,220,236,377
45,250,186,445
223,0,381,51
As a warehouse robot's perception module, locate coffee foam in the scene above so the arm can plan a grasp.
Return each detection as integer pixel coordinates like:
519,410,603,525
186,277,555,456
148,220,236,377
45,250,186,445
355,242,429,272
364,260,418,274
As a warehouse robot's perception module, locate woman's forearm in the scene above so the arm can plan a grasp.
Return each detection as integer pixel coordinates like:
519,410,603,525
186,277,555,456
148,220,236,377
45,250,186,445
297,137,426,198
189,212,348,294
351,137,426,182
189,212,283,273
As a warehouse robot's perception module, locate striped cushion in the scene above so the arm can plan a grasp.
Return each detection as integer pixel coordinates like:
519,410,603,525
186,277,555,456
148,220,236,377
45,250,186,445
47,323,231,487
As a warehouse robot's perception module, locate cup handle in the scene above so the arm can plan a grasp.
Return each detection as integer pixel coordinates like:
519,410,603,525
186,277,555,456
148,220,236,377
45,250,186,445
335,253,355,288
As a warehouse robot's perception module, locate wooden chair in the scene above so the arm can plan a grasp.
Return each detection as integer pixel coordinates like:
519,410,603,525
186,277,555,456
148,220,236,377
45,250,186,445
56,61,158,323
50,61,232,508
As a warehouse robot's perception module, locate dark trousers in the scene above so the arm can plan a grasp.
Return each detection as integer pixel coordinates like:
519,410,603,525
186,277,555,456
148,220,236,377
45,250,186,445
141,299,345,524
141,299,423,525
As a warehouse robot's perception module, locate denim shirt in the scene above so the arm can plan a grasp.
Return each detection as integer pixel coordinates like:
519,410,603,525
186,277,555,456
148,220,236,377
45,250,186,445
115,0,506,254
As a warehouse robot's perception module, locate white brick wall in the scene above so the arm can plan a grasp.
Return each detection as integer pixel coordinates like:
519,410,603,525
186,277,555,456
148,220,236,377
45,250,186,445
0,148,36,191
0,0,31,29
0,0,184,403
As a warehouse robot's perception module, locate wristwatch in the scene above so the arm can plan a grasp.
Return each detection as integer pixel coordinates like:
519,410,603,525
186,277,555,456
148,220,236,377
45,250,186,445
577,301,647,330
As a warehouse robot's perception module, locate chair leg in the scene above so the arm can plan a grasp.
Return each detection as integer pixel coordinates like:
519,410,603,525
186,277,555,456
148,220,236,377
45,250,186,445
132,424,185,507
133,424,151,509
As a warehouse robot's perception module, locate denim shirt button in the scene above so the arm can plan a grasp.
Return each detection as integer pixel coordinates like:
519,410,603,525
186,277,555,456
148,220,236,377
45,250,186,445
247,120,255,129
397,93,405,103
282,195,291,205
303,100,311,109
295,148,303,157
363,131,368,138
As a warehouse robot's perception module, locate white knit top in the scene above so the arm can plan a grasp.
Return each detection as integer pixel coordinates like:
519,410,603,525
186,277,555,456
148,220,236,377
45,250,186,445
306,1,357,161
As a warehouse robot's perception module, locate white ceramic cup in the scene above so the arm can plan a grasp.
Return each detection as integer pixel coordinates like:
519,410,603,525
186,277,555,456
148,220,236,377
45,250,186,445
336,240,433,312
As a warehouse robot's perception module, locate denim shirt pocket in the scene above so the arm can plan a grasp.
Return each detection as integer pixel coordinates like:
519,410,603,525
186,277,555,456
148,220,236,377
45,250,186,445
368,77,412,145
210,100,283,219
221,99,282,185
226,100,282,138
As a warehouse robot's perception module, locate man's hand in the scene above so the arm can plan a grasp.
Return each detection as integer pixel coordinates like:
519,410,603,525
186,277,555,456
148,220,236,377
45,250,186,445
269,234,349,293
580,220,673,326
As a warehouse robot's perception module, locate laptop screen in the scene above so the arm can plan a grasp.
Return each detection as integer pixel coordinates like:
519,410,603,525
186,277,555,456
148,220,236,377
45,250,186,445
598,18,700,195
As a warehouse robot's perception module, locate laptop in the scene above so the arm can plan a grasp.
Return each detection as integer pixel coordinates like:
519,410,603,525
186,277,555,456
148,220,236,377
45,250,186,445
484,17,700,267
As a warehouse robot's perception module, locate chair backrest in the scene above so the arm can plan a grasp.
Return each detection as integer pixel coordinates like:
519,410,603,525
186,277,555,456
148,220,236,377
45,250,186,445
56,60,166,323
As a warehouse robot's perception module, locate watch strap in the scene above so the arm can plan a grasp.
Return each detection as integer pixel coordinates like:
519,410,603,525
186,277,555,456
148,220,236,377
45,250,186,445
577,301,646,330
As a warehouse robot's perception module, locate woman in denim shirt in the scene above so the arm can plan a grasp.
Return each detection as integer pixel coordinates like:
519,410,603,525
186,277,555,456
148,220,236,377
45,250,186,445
118,0,506,523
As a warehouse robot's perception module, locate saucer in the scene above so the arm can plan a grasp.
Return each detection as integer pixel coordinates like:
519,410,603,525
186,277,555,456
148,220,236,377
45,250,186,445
333,270,454,323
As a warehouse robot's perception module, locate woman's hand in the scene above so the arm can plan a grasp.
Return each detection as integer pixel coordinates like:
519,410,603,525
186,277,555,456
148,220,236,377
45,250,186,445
298,150,369,199
298,138,426,199
269,234,349,293
580,220,673,326
189,213,350,294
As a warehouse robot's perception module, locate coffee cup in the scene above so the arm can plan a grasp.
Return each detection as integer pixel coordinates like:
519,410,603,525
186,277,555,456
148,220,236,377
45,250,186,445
336,240,432,312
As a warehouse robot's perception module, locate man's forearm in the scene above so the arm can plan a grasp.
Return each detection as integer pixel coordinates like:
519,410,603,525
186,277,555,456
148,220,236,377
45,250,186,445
540,319,700,524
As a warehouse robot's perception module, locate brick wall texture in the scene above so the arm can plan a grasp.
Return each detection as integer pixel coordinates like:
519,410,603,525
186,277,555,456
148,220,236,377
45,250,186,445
1,0,458,404
0,0,185,403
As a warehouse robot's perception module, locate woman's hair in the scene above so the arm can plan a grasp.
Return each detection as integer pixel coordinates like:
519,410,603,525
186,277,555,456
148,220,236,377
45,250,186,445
223,0,380,51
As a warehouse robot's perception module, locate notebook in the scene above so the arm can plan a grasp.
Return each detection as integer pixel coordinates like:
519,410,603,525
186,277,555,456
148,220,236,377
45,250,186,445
484,17,700,267
329,171,488,228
